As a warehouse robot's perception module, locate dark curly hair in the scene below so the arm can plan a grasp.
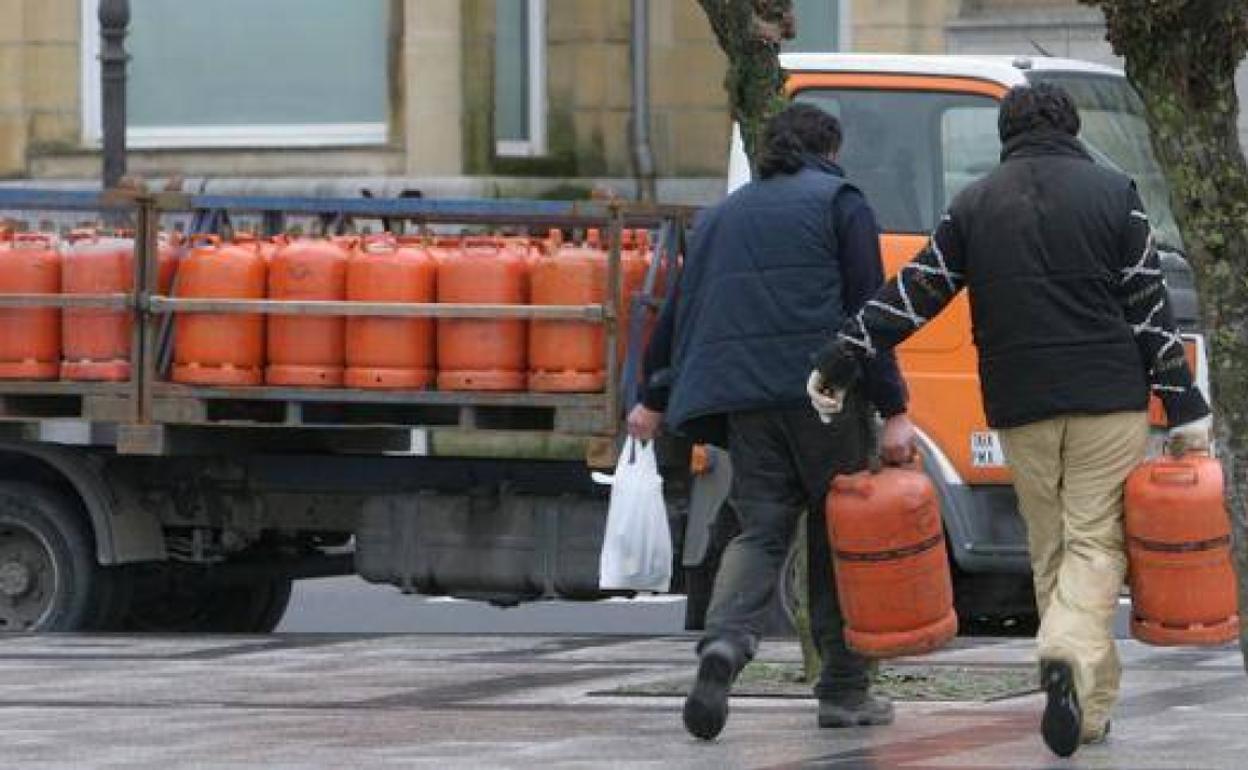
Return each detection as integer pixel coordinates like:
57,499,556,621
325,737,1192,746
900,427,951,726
998,82,1081,143
757,103,843,179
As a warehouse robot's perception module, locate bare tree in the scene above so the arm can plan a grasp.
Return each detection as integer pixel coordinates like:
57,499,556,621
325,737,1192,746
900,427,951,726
697,0,795,170
1082,0,1248,667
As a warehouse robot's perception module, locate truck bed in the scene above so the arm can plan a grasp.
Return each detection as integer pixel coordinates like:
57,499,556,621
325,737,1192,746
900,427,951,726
0,187,693,462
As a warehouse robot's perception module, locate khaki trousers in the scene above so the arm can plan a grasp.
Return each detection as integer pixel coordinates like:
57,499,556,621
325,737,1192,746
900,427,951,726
998,411,1149,736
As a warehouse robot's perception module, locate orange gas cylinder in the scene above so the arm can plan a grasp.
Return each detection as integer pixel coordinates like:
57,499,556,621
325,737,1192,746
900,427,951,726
172,236,267,386
0,233,61,380
528,241,607,392
233,232,281,263
266,238,349,387
826,468,958,658
61,235,177,381
436,238,528,391
425,236,461,266
345,238,437,389
1125,454,1239,646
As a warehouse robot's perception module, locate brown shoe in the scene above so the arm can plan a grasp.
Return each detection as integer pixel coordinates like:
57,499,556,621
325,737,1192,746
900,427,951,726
1081,719,1111,745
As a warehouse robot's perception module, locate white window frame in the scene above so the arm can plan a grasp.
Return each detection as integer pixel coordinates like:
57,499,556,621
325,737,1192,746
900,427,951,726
495,0,547,158
839,0,853,52
79,0,388,149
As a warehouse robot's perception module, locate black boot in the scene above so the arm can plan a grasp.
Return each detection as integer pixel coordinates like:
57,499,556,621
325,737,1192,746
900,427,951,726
1040,659,1082,758
683,641,737,740
818,691,895,728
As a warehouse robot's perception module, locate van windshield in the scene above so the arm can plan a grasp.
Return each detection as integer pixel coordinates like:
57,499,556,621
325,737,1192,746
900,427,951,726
796,75,1182,248
794,88,1000,234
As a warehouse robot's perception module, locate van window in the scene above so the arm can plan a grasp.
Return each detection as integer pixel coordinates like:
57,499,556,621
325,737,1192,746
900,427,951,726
1027,72,1183,249
942,105,1002,203
794,89,1000,234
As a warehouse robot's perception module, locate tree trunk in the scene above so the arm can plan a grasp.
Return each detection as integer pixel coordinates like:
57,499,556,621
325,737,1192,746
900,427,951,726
1084,0,1248,669
696,0,794,169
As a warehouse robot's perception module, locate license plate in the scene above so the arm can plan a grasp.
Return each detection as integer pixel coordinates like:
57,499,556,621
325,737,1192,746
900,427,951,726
971,431,1006,468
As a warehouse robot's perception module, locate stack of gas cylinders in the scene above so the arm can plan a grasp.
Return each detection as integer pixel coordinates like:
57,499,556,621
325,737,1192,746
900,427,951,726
0,228,178,382
0,227,658,392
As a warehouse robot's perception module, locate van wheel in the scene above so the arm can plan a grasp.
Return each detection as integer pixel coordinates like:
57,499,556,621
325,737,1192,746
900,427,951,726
0,482,123,632
124,565,293,633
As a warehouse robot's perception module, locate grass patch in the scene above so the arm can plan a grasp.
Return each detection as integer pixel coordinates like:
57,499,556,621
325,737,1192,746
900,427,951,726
602,662,1038,702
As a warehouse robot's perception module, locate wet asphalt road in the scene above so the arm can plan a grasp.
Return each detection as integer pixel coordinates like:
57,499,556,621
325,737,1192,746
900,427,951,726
276,575,1134,637
276,576,689,635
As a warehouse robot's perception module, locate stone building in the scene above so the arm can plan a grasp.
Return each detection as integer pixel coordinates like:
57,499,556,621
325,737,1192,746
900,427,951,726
0,0,960,200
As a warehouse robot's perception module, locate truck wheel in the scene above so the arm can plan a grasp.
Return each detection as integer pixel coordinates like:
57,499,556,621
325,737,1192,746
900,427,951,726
124,567,293,633
0,481,120,632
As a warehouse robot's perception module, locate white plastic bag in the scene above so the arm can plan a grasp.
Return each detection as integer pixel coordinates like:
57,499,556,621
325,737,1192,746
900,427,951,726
594,437,672,592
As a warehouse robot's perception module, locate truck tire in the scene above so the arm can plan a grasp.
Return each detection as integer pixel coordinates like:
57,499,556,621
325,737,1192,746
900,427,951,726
123,567,293,633
0,481,126,632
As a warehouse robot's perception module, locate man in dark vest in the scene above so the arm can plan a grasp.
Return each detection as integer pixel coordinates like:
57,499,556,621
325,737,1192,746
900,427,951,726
626,104,916,740
809,83,1211,758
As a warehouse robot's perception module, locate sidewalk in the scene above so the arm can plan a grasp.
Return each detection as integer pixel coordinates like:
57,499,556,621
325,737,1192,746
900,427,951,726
0,632,1242,769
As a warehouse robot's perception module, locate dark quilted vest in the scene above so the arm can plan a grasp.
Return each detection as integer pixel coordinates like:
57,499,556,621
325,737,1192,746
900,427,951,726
666,166,849,435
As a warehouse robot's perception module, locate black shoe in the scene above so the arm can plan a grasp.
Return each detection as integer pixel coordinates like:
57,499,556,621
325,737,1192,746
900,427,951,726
683,643,736,740
818,691,895,728
1040,659,1082,758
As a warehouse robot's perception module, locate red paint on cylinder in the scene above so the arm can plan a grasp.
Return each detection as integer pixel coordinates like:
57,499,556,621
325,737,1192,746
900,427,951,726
1126,454,1239,646
345,237,437,390
0,233,60,380
266,238,349,387
827,467,958,658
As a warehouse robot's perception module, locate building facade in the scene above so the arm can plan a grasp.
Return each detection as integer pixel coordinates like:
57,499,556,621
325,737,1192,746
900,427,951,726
0,0,960,199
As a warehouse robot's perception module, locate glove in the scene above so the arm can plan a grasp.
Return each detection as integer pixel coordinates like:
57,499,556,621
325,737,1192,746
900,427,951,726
807,370,845,424
808,337,863,424
1168,414,1213,455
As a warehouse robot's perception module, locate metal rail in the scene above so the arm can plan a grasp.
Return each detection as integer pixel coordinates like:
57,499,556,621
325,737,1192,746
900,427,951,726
0,294,131,309
146,297,605,321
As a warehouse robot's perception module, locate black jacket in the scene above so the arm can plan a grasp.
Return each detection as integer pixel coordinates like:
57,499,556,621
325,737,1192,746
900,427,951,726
838,130,1208,429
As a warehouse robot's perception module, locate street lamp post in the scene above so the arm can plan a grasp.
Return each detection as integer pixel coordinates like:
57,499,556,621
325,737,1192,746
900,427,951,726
99,0,130,190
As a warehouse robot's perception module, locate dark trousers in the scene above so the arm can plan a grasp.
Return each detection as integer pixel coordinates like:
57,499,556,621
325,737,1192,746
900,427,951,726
700,399,872,698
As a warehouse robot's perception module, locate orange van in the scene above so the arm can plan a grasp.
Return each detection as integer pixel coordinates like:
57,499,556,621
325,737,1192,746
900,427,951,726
718,54,1210,631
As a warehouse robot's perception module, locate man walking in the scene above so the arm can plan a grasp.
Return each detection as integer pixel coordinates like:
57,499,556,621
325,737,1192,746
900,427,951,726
809,83,1211,757
626,103,916,740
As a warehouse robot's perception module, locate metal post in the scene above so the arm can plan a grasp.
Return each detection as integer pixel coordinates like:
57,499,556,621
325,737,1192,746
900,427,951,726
99,0,130,190
630,0,657,203
605,207,624,427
